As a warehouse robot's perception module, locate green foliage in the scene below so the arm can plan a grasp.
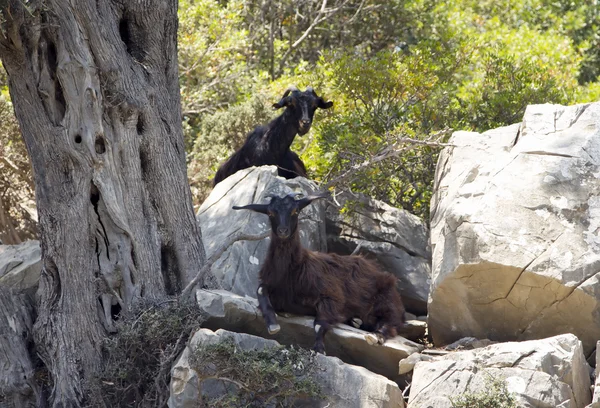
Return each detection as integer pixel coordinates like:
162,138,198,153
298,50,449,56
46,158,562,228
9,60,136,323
187,93,275,207
83,299,205,408
190,339,322,407
0,67,37,244
180,0,598,220
450,374,518,408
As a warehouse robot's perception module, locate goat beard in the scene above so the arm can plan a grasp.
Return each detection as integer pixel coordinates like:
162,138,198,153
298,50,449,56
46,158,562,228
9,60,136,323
298,127,311,135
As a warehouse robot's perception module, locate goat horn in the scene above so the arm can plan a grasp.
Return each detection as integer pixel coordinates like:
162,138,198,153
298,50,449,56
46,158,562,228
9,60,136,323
273,85,298,109
232,203,269,214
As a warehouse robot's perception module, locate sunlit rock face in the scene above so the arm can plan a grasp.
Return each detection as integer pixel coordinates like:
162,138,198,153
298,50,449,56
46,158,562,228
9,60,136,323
428,102,600,354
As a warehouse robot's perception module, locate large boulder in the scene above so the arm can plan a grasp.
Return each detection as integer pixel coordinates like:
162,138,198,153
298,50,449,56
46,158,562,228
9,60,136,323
429,102,600,354
408,334,592,408
197,166,327,296
0,240,41,292
169,328,405,408
326,192,431,314
196,289,424,383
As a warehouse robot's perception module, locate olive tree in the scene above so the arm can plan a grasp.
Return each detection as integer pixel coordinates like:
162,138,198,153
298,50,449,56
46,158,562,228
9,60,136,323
0,1,205,406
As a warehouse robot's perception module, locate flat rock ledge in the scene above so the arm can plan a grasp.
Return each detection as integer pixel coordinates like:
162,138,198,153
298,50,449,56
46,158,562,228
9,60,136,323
408,333,591,408
0,240,41,292
196,289,424,382
169,328,405,408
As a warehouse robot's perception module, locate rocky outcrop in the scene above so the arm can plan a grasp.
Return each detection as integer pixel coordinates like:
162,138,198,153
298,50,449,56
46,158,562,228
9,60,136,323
0,240,41,292
326,192,431,314
196,289,424,382
408,334,591,408
429,102,600,353
197,166,326,296
169,328,405,408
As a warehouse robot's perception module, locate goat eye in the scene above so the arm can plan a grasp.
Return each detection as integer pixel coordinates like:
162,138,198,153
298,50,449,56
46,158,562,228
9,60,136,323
291,209,298,216
268,211,275,217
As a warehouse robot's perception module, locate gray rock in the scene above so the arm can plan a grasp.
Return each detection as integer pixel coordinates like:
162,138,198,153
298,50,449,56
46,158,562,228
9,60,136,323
429,102,600,354
197,166,326,297
169,328,405,408
590,340,600,407
0,240,41,292
408,334,592,408
398,352,433,375
326,191,431,314
196,289,423,382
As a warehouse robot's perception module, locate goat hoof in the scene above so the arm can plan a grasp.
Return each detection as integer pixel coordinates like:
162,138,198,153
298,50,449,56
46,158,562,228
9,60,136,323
350,318,363,328
365,334,378,346
313,345,325,355
268,324,281,335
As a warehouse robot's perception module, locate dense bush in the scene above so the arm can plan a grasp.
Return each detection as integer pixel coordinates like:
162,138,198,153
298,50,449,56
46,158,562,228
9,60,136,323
190,340,322,407
83,299,204,408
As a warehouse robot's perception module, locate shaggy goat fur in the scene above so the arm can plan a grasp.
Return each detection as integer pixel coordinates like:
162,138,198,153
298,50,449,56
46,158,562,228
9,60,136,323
233,194,406,353
213,86,332,186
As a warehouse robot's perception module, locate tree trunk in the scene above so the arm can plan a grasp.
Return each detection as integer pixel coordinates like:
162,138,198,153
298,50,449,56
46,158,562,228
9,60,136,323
0,288,41,408
0,1,206,406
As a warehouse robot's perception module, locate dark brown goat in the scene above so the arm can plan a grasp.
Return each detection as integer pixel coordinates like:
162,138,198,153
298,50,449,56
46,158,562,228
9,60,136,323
213,86,333,186
233,193,406,353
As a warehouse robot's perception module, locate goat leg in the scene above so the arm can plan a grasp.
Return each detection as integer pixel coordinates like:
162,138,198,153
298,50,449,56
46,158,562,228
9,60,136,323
313,319,330,354
257,284,280,335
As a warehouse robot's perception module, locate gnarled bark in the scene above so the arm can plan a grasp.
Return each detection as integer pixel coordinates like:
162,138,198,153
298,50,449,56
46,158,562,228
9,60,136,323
0,1,206,406
0,287,41,408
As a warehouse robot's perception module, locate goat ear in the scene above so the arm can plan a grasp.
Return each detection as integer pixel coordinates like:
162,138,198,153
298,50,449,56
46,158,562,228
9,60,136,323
272,98,290,109
318,98,333,109
297,193,329,209
232,204,269,214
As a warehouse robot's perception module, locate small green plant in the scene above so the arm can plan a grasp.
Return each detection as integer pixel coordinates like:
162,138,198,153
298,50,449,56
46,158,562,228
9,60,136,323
83,298,205,408
190,339,323,407
450,373,518,408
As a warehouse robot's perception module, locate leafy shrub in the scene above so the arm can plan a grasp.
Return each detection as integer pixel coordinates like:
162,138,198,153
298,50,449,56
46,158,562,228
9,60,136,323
83,299,205,408
190,339,322,407
0,69,37,244
450,374,518,408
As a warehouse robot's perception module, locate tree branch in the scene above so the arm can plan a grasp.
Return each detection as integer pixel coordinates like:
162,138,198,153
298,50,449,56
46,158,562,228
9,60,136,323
324,128,454,188
277,0,350,76
180,230,270,301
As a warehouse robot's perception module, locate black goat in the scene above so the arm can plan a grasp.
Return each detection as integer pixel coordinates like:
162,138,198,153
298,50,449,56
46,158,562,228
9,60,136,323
213,86,333,186
233,194,406,353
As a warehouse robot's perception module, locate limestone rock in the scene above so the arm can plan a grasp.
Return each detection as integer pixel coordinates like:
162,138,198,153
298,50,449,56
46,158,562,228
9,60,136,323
169,328,405,408
196,289,424,382
591,340,600,407
398,352,433,375
408,334,592,408
197,166,327,297
429,102,600,353
0,241,41,292
326,191,431,314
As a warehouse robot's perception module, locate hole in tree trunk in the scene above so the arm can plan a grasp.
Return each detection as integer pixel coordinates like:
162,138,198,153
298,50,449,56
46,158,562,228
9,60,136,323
90,183,100,206
95,135,106,154
139,148,149,176
119,17,144,61
75,134,82,144
136,114,145,135
160,245,179,295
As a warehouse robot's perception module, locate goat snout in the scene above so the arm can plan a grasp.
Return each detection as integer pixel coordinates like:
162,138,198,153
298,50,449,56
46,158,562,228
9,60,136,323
299,119,311,131
276,226,290,238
